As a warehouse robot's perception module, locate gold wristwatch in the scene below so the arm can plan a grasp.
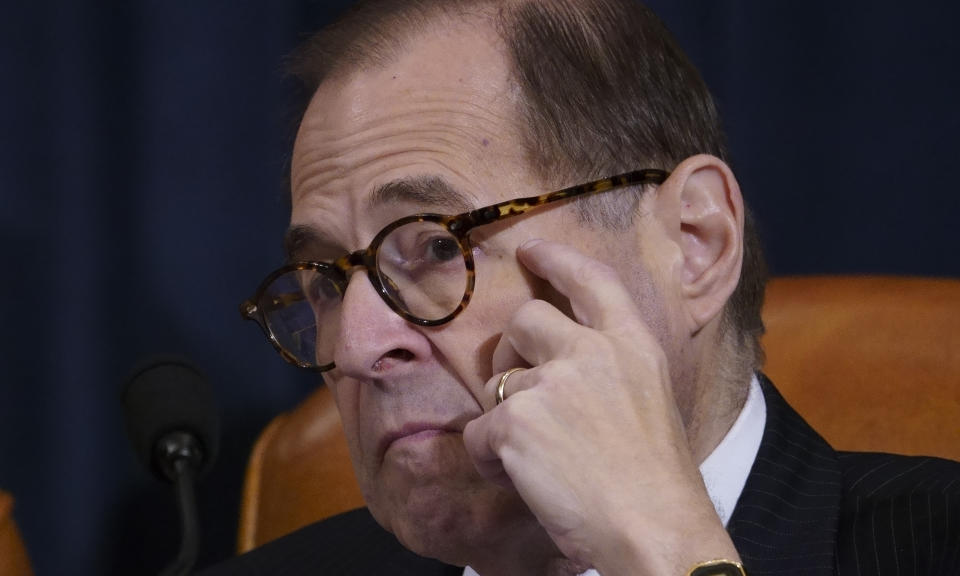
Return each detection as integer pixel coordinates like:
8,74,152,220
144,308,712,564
687,559,746,576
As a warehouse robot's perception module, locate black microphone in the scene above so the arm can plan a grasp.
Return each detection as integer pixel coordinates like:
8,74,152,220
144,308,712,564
123,357,220,576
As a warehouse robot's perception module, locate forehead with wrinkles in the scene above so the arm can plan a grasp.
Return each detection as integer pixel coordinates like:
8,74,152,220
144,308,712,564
289,20,528,213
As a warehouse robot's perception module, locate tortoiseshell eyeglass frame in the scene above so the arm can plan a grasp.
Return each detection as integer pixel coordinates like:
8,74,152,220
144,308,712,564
241,168,669,371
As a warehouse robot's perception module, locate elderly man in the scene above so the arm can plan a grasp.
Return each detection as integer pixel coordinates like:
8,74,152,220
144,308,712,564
203,1,960,575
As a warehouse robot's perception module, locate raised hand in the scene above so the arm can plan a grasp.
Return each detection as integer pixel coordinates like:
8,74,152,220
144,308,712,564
462,239,739,576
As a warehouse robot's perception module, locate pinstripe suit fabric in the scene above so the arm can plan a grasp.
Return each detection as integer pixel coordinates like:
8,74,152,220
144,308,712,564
200,376,960,575
730,377,960,576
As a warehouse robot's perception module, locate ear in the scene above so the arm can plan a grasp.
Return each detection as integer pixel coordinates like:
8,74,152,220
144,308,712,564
652,154,744,334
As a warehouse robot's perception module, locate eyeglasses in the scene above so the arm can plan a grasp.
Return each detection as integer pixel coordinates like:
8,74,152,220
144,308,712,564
240,169,668,371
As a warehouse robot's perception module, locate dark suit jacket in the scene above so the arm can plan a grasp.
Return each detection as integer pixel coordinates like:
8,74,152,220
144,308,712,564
199,376,960,575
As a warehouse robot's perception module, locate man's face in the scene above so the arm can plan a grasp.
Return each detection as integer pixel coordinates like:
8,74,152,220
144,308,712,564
288,22,668,559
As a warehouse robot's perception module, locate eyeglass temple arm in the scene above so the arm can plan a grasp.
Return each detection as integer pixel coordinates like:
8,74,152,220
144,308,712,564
451,169,669,231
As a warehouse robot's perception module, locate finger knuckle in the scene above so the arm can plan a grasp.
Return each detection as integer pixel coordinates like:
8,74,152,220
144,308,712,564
631,346,670,381
569,334,612,362
487,413,512,448
533,361,562,385
494,398,530,437
513,299,552,328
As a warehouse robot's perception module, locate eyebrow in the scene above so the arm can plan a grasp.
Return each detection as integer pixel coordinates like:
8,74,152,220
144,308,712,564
283,176,477,262
368,175,476,213
284,225,335,262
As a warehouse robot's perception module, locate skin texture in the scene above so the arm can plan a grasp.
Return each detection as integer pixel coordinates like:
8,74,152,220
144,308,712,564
289,18,746,576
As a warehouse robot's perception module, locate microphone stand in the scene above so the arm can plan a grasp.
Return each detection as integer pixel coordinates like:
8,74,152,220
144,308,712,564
156,431,203,576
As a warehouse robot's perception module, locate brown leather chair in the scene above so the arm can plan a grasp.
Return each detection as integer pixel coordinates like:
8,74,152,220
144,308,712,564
762,275,960,460
238,386,363,552
238,275,960,553
0,491,34,576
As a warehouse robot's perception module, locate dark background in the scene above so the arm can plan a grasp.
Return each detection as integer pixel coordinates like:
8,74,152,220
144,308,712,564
1,1,957,575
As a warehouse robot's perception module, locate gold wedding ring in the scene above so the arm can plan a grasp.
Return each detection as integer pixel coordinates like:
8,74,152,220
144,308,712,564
496,368,526,405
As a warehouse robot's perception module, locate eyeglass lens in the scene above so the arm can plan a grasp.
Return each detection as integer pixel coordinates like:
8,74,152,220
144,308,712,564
259,220,469,368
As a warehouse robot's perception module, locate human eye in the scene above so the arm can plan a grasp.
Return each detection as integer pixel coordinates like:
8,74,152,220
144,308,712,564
385,222,462,267
422,235,461,263
301,268,344,308
400,232,463,271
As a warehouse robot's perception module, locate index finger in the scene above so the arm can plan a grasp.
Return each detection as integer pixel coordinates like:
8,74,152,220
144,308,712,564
517,238,643,330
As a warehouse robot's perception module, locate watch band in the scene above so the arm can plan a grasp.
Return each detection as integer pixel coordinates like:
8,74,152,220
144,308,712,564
687,558,746,576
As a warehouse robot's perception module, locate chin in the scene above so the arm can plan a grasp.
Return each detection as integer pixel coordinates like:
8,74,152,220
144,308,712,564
367,466,531,565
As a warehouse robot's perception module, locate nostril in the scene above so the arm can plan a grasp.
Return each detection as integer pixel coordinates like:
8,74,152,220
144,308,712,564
372,349,415,372
387,349,415,361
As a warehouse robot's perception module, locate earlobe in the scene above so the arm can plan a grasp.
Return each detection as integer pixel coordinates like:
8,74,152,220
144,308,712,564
659,155,744,333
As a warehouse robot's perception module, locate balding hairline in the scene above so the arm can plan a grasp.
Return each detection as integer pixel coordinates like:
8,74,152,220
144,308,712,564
289,1,506,90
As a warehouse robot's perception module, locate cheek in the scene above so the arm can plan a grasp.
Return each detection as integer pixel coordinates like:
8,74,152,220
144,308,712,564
328,380,369,477
432,253,539,382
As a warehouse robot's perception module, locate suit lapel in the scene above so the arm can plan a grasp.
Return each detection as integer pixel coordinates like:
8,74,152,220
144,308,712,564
726,375,842,576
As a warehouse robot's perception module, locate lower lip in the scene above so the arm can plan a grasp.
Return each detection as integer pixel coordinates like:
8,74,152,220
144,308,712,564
398,428,447,442
385,429,453,453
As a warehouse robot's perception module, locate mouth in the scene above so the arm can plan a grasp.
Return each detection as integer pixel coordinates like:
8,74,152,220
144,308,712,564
377,422,464,461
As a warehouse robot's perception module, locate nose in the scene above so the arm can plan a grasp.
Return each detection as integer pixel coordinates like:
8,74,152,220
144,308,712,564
332,270,433,379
